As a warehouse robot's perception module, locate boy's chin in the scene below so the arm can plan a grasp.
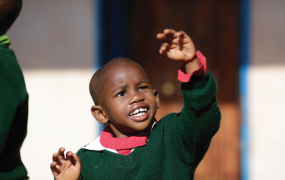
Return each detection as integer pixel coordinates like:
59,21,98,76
110,118,156,137
134,118,155,131
123,119,154,134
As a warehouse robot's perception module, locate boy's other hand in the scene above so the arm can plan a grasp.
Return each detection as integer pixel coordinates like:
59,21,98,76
157,29,196,62
50,147,81,180
157,29,199,74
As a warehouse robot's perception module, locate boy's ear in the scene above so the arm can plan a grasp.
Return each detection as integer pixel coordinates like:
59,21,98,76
91,105,108,124
153,89,160,109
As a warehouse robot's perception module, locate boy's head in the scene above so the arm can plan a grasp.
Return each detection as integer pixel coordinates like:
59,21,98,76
89,57,160,137
0,0,22,35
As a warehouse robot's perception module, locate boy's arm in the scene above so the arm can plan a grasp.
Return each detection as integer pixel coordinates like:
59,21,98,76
176,66,221,165
157,29,221,164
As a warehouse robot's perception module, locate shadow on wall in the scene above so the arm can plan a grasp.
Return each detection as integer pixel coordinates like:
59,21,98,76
7,0,93,70
251,0,285,66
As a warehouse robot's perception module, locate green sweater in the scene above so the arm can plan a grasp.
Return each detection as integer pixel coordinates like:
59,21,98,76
0,36,29,180
77,71,221,180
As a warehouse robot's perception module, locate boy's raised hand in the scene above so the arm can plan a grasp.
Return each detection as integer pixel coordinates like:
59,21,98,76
157,29,199,74
50,148,81,180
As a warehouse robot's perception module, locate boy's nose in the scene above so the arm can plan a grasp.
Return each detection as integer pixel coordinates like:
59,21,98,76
130,92,144,104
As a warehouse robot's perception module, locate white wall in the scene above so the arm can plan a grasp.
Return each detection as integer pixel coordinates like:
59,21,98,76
249,0,285,179
248,67,285,180
6,1,99,179
21,70,97,179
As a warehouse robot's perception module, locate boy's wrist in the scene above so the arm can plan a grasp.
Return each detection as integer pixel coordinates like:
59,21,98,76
183,57,199,74
177,50,207,82
184,51,197,64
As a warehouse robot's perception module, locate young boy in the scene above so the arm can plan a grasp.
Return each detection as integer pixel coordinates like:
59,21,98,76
50,29,221,180
0,1,30,180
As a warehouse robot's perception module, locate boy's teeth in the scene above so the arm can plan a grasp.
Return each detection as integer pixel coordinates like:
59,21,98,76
130,108,148,116
133,109,139,114
133,112,146,116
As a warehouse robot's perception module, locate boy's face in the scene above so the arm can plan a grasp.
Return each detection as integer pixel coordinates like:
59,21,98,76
97,62,160,137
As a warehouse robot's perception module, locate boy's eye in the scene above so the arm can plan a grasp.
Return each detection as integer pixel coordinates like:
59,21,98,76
138,86,149,90
116,91,126,97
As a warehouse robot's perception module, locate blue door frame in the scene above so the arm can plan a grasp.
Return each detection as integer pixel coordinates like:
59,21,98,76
93,0,127,134
240,0,250,180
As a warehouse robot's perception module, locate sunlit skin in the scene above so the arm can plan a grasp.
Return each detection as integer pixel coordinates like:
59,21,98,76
50,29,200,180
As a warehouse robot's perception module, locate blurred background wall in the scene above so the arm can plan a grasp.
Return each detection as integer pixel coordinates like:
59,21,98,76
5,0,285,179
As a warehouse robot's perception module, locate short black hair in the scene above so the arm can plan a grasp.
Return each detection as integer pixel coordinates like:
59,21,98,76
0,0,22,35
89,57,146,105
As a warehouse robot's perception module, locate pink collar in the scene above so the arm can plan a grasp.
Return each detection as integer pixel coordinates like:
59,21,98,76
100,124,152,154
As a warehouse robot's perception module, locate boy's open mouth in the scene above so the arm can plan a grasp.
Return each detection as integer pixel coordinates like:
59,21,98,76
128,107,150,121
129,108,148,117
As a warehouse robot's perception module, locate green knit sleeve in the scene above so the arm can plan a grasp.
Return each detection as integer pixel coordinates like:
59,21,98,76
171,71,221,165
76,148,92,179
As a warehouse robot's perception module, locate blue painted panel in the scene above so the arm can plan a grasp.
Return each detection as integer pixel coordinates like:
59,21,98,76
240,0,250,179
102,0,127,64
93,0,127,135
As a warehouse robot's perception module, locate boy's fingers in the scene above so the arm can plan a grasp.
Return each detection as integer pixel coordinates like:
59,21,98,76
57,147,65,160
50,162,60,176
171,32,192,47
50,161,58,169
160,42,169,52
156,33,164,39
159,47,169,57
175,31,192,43
72,153,81,169
158,30,190,41
172,33,185,50
164,29,177,36
157,33,173,42
175,30,186,37
52,153,58,161
52,153,62,166
66,151,74,163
